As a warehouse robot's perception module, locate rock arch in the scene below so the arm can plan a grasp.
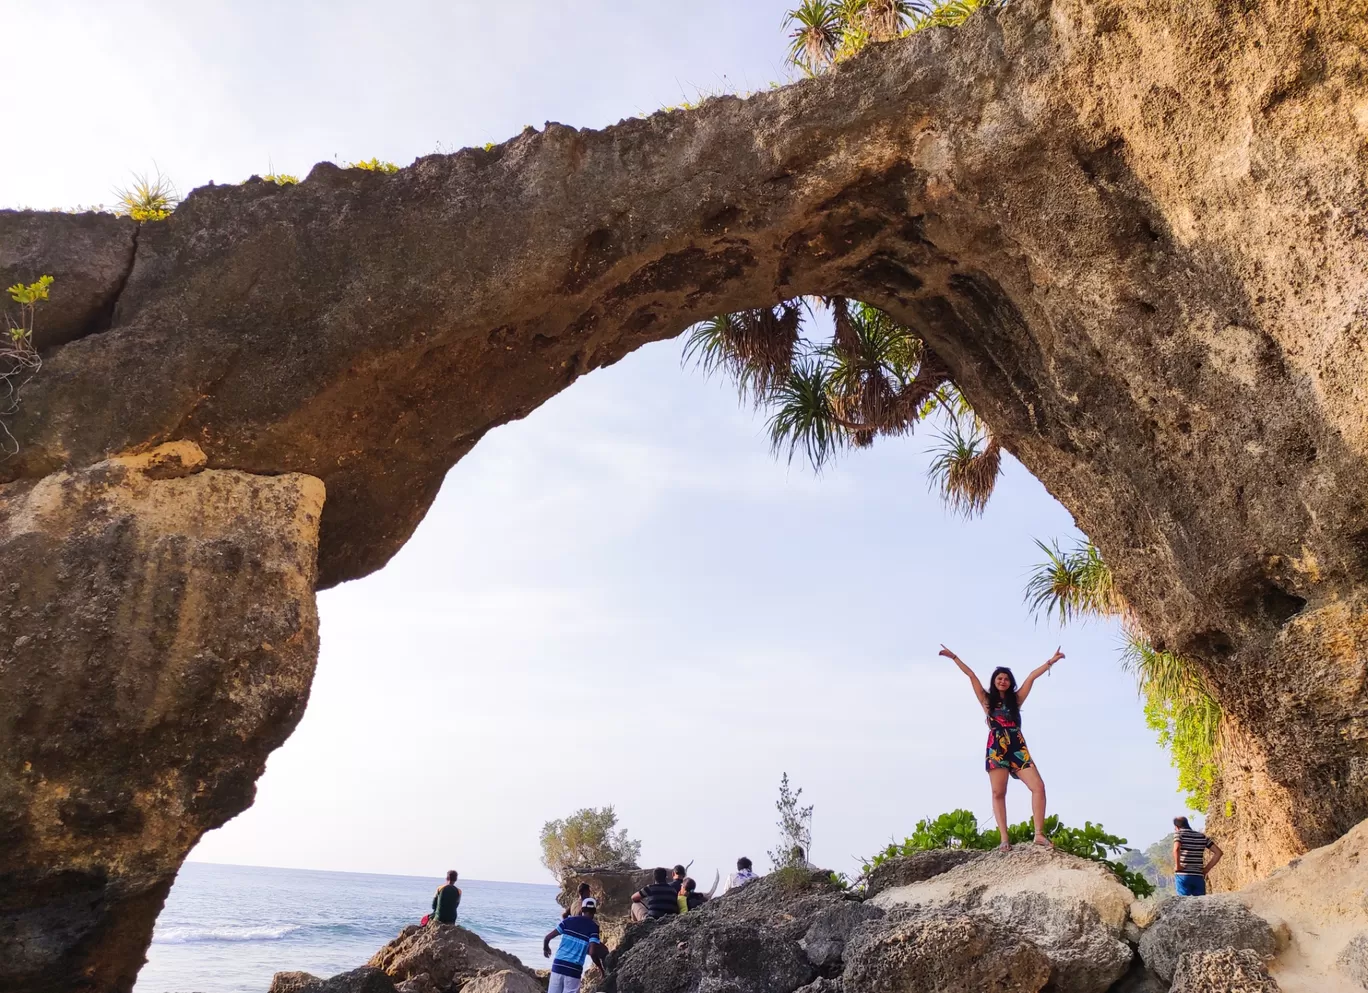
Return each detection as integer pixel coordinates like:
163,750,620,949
2,0,1366,989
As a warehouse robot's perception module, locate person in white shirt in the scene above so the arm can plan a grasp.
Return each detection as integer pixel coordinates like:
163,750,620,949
725,857,759,893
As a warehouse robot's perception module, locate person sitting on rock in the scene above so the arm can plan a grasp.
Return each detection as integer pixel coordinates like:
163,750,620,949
563,882,593,919
678,877,708,912
543,897,604,993
432,870,462,925
725,857,759,892
630,867,680,921
1172,816,1223,896
670,864,687,893
940,643,1064,851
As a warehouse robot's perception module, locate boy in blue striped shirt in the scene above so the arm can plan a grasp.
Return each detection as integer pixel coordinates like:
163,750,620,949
543,897,604,993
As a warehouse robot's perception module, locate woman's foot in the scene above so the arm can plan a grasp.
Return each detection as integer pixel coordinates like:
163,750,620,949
1033,834,1054,849
998,841,1012,853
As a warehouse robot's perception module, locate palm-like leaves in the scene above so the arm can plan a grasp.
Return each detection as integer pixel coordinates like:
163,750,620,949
1023,538,1126,625
784,0,844,73
682,304,802,401
926,418,1002,517
767,357,847,469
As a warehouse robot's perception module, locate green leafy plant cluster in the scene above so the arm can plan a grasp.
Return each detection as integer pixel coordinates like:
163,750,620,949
347,157,400,173
784,0,996,75
538,806,642,880
863,809,1155,897
263,172,299,185
685,299,1002,512
2,276,53,456
1024,538,1222,810
114,171,179,222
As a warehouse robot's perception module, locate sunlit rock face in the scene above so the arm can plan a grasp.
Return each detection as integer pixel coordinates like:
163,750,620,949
0,0,1365,987
0,445,324,993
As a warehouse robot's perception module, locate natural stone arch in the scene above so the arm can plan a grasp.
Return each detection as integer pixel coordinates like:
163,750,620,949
1,0,1366,989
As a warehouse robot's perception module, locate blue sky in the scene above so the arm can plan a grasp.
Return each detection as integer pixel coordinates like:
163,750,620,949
7,0,1186,884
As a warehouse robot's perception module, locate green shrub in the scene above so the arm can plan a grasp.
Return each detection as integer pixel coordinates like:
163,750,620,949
863,808,1155,898
114,171,179,222
348,157,399,173
263,172,299,185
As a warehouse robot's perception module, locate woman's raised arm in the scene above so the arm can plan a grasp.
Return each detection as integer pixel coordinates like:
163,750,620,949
1017,647,1064,705
939,645,988,712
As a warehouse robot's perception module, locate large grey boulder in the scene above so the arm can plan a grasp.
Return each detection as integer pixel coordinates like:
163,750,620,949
801,901,885,969
601,915,816,993
868,847,1133,993
269,973,324,993
1137,897,1279,983
368,923,537,992
1169,948,1280,993
269,968,397,993
863,851,984,899
459,970,545,993
842,909,1051,993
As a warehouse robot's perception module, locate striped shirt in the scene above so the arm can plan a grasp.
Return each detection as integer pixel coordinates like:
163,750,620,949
1176,828,1214,875
551,915,601,978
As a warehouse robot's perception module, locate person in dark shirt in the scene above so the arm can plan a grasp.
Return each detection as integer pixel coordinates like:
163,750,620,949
1171,816,1223,896
671,865,687,892
680,877,707,912
562,882,593,919
432,870,462,924
630,867,680,920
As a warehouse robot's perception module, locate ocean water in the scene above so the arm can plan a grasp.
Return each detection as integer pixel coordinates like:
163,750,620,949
135,863,561,993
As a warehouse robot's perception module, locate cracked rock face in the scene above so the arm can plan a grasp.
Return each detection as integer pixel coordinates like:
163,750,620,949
0,444,324,993
0,0,1366,988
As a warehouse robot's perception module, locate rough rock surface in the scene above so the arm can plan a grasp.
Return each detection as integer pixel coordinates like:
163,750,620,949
0,443,325,993
267,968,396,993
3,0,1368,988
368,924,537,992
842,909,1052,993
556,868,653,918
869,847,1133,993
270,973,325,993
1337,932,1368,989
1169,948,1281,993
1138,896,1279,983
863,850,983,899
801,901,886,970
601,915,816,993
459,970,544,993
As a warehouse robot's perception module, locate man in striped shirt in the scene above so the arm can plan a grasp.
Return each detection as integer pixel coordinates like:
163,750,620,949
542,898,604,993
1172,816,1223,896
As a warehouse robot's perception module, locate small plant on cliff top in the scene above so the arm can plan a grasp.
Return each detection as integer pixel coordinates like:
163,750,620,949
1,276,51,457
347,157,400,173
114,170,179,221
767,772,815,870
539,806,642,881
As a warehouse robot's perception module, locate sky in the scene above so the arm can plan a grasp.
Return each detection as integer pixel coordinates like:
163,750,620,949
6,0,1188,885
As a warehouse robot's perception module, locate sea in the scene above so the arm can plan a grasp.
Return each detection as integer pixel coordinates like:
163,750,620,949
134,863,562,993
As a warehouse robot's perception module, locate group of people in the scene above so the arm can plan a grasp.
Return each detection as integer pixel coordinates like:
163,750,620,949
430,645,1227,992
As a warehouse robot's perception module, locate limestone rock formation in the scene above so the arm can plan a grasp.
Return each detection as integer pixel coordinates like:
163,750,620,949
556,869,653,919
3,0,1368,988
601,914,817,993
459,970,544,993
1168,948,1280,993
863,850,983,899
367,924,538,992
1137,897,1279,983
0,443,324,993
869,847,1134,993
841,910,1052,993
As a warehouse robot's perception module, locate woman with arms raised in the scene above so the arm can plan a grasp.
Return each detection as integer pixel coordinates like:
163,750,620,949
939,644,1064,851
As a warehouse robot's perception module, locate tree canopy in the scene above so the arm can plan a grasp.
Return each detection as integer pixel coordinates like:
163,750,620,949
539,806,643,879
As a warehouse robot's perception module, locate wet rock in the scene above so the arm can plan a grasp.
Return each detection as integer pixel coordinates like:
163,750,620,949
1169,948,1279,992
843,909,1052,993
1138,897,1278,983
368,923,537,992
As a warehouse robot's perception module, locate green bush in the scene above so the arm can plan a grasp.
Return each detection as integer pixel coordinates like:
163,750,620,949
863,809,1155,898
347,157,399,174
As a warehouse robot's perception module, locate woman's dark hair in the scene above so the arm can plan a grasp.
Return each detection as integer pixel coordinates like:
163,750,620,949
986,667,1021,724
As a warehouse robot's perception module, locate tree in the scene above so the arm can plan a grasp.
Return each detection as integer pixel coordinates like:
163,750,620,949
863,808,1155,897
539,806,642,880
1023,538,1223,810
782,0,995,75
767,772,815,869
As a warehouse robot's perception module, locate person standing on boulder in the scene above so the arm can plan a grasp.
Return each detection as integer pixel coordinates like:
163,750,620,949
432,870,462,925
543,897,604,993
940,644,1063,851
1172,816,1223,895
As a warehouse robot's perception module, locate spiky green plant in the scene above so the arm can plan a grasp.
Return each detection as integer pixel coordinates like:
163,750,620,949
767,356,847,469
683,304,803,402
1022,538,1125,624
263,172,299,185
114,170,179,222
348,158,400,173
926,417,1002,517
784,0,844,73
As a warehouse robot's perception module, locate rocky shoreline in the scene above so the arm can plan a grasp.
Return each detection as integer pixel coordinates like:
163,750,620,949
255,817,1368,993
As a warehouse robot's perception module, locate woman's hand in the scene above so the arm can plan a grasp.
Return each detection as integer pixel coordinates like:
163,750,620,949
939,644,959,661
1047,647,1065,668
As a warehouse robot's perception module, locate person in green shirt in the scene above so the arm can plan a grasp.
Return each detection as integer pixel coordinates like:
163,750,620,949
432,870,462,924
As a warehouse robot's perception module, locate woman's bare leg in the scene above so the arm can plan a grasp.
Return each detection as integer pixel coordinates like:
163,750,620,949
988,768,1011,850
1016,765,1051,846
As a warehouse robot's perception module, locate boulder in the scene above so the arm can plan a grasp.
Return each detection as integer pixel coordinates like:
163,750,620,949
700,868,851,941
1106,959,1166,993
801,901,885,969
868,847,1133,993
556,869,652,919
394,976,440,993
1137,897,1278,983
368,923,538,992
460,970,545,993
1169,948,1280,993
1337,931,1368,989
601,915,815,993
842,909,1051,993
1128,898,1162,931
270,973,324,993
864,851,984,899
